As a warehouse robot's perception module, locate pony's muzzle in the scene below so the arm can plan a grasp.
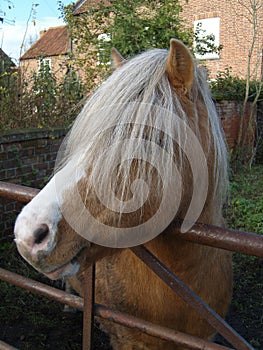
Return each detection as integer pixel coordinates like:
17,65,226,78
15,223,52,263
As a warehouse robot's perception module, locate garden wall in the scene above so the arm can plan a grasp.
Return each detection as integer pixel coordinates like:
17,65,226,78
216,101,255,151
0,128,67,239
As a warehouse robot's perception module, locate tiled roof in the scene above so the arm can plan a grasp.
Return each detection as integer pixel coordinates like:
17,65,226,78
20,26,70,60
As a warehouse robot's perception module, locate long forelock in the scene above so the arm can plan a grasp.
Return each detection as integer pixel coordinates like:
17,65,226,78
55,48,228,216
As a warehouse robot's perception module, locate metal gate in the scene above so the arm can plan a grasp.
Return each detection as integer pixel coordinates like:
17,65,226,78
0,181,262,350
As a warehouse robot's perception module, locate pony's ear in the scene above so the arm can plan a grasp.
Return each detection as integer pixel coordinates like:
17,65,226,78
111,48,126,69
166,39,194,92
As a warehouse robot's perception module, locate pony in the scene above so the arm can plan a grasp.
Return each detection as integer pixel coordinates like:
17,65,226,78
14,39,232,350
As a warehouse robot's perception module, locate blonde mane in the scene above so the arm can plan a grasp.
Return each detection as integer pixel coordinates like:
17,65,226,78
55,48,228,222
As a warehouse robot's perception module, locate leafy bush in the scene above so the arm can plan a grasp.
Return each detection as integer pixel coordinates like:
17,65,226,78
210,68,263,102
0,58,84,130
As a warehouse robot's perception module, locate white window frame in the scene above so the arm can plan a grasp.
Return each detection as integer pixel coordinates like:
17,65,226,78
194,17,220,60
97,33,111,66
38,57,51,71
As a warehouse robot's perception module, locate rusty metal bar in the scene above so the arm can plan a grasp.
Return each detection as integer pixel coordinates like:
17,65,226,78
173,222,263,259
82,265,95,350
0,181,262,258
0,181,38,203
0,267,84,310
0,340,19,350
0,268,233,350
94,304,232,350
131,245,253,350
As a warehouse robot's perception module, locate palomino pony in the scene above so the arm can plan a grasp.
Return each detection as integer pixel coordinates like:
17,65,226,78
14,40,232,349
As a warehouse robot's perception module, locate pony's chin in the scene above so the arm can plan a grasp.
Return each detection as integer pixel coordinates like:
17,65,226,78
44,261,80,280
43,246,89,280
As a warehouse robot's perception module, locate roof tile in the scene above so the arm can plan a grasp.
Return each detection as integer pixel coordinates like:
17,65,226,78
20,26,70,60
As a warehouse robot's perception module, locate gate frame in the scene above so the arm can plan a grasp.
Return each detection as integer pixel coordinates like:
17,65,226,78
0,182,262,350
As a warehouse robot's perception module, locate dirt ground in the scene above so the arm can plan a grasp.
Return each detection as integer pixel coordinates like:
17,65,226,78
0,241,262,350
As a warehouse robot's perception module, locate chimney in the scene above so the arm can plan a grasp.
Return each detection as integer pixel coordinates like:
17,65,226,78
39,29,47,37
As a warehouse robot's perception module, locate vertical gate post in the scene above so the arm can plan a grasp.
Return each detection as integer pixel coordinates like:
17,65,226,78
82,264,95,350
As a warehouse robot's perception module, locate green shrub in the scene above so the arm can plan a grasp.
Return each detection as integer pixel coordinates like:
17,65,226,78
210,68,263,102
0,58,84,130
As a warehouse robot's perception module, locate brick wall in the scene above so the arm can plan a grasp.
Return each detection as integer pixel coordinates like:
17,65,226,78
20,55,69,83
0,128,67,239
181,0,263,78
216,101,255,152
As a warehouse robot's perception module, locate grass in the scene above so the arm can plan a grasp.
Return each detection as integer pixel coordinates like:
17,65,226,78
226,165,263,234
220,164,263,348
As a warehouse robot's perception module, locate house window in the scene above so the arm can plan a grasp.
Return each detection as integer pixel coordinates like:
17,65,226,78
194,17,220,60
38,57,51,71
97,33,111,65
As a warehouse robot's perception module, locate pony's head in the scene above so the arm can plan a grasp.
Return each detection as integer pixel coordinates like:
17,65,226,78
14,40,227,280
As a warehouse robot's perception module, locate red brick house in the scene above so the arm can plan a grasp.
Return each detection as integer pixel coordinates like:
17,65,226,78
181,1,262,153
20,25,72,80
181,0,263,79
72,0,263,78
20,1,262,81
73,0,262,79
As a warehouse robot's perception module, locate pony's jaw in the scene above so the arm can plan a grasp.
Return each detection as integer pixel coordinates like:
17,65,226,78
43,260,80,280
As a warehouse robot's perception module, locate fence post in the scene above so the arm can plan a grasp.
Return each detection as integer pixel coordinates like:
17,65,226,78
82,264,95,350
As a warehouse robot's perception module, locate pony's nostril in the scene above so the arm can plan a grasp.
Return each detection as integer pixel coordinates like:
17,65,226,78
33,224,50,245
